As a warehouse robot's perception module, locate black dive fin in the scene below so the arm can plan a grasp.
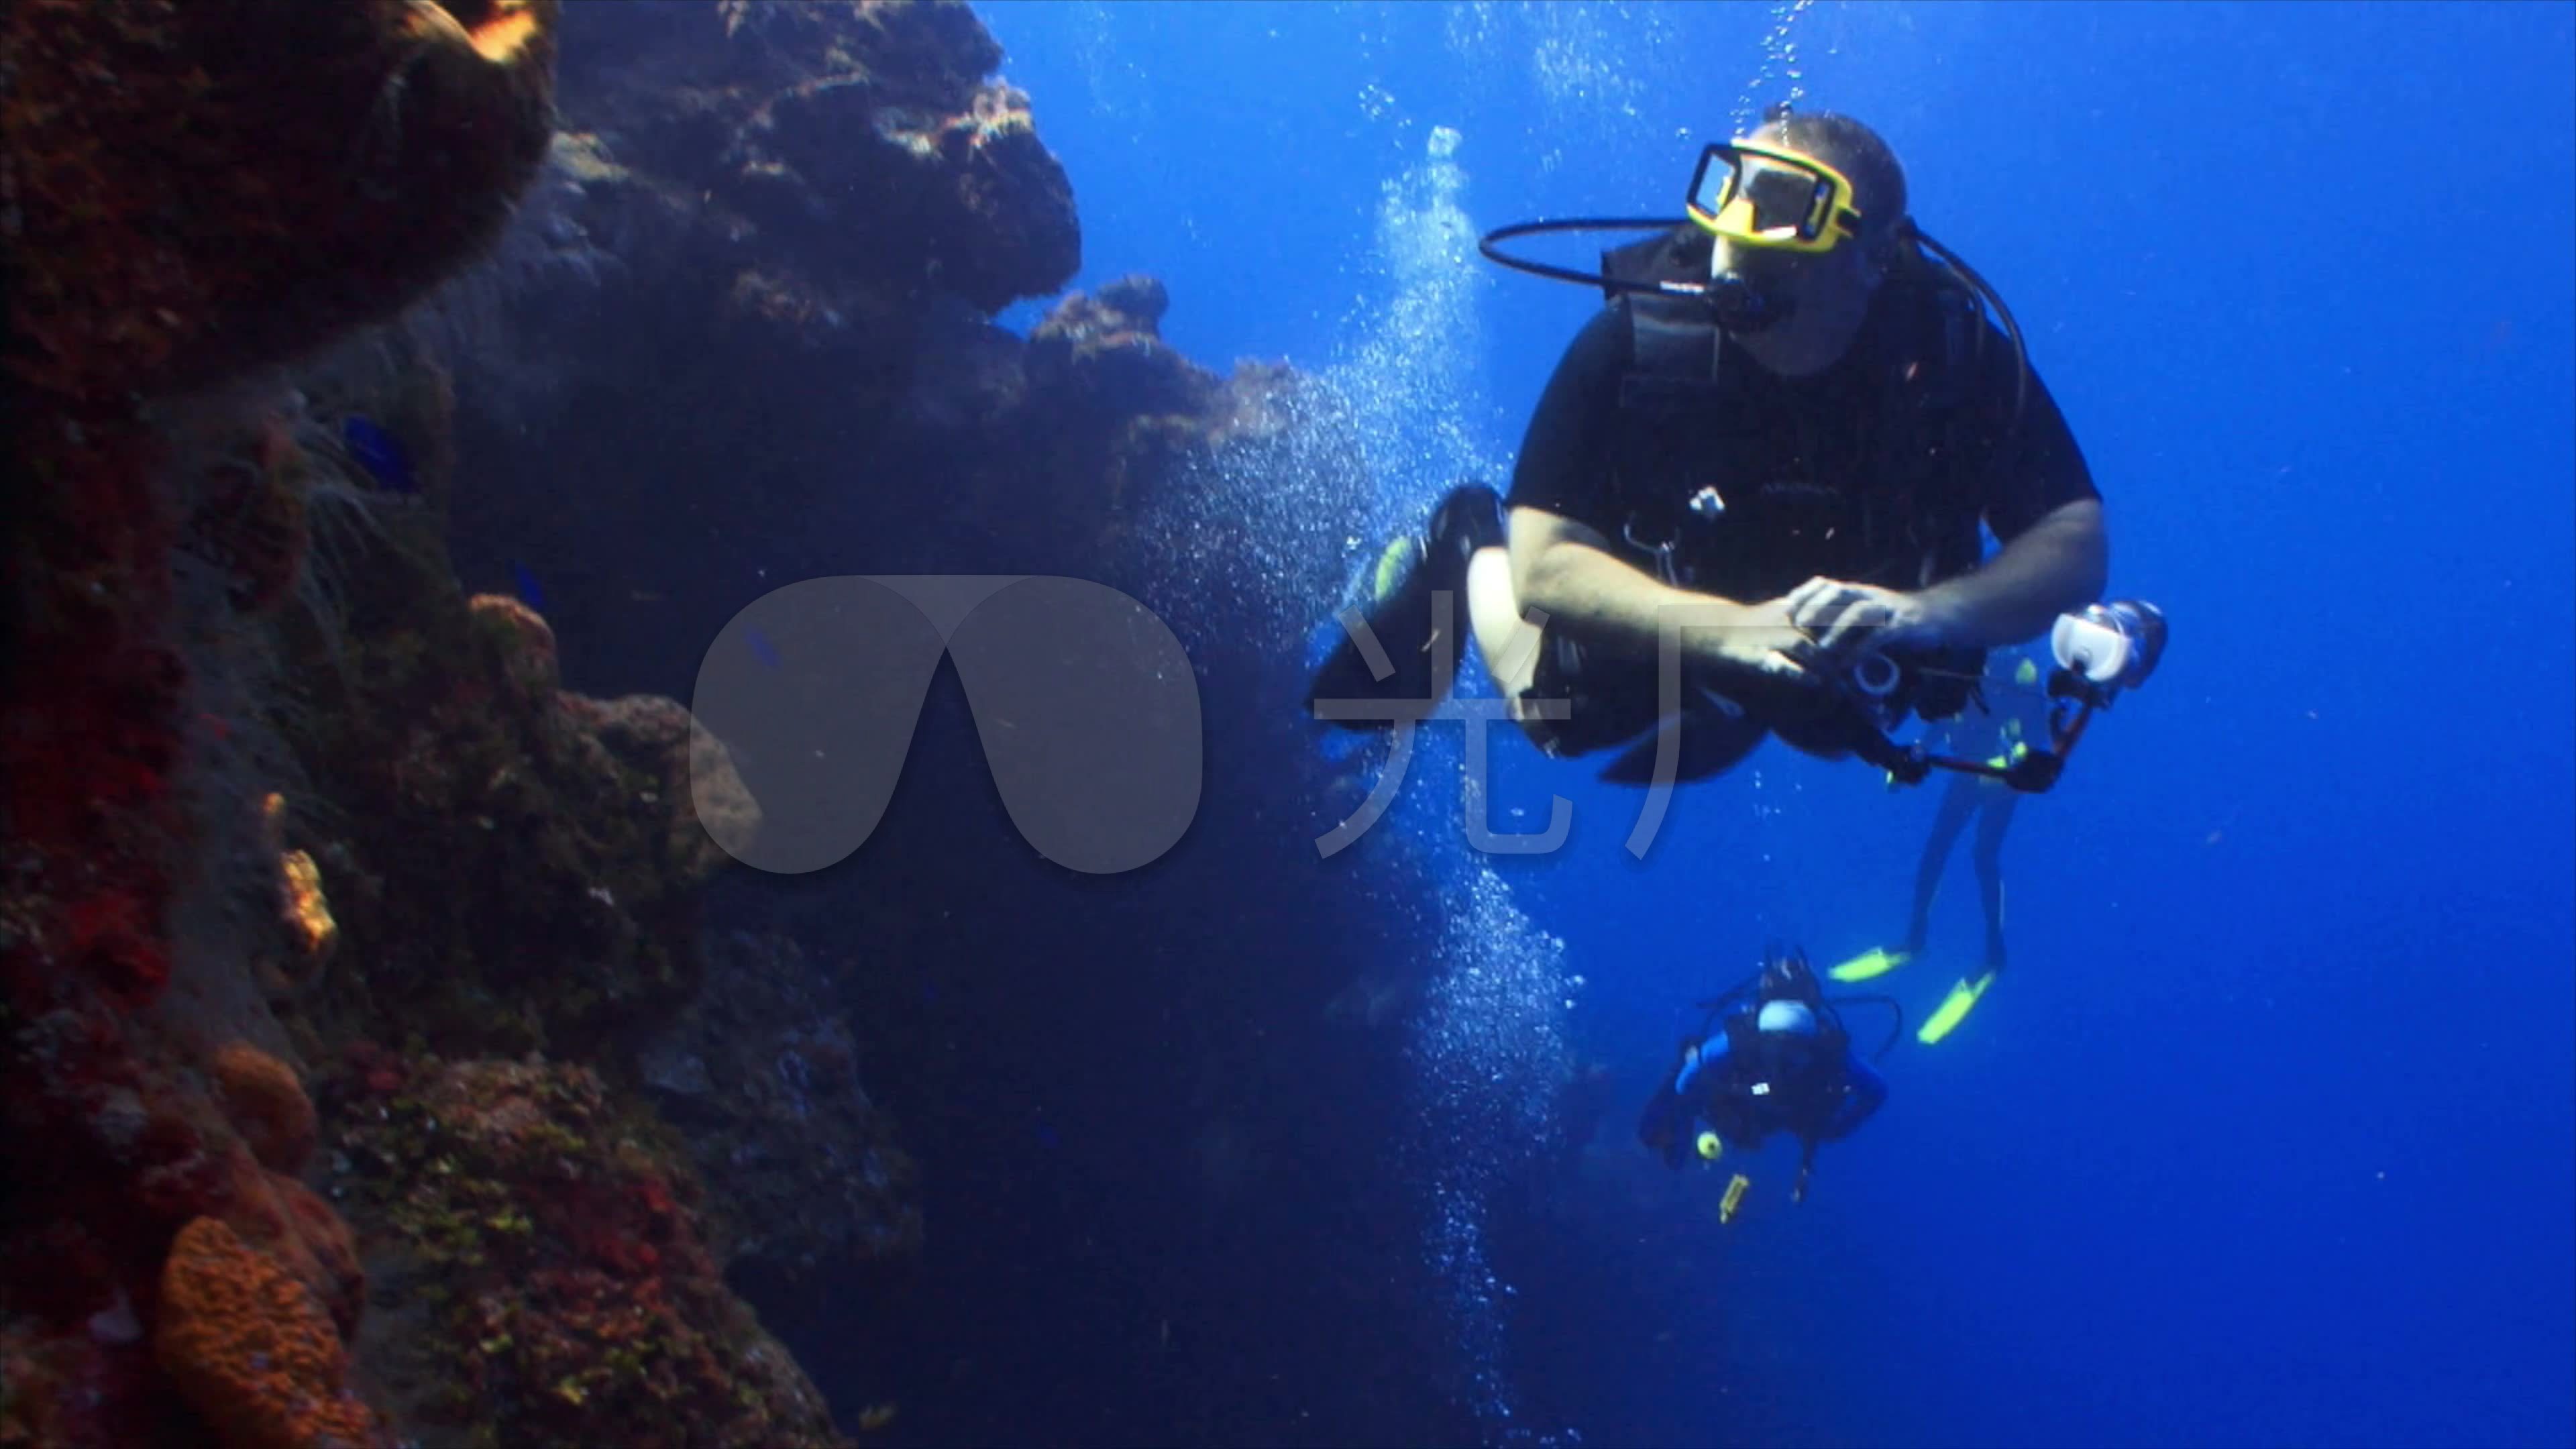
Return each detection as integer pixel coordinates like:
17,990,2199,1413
1306,483,1504,731
1597,706,1769,786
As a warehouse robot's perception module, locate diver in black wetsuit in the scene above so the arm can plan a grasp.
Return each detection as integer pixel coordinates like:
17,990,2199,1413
1311,105,2108,789
1637,949,1890,1203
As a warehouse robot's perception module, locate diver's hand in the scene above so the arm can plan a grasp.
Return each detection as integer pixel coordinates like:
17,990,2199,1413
1785,578,1956,660
1688,596,1825,684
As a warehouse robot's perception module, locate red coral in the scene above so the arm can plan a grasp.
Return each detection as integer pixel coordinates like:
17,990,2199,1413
125,1104,230,1233
0,419,190,1040
268,1180,364,1339
58,889,173,1006
337,1041,409,1099
327,1059,843,1446
0,1221,120,1328
0,1321,197,1449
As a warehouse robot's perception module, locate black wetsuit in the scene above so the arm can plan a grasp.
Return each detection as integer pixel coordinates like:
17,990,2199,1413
1503,260,2102,779
1635,1005,1889,1170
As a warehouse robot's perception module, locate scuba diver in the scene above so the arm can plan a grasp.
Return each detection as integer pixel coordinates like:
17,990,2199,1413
1822,594,2166,1040
1638,947,1894,1208
1831,647,2052,1043
1309,104,2111,792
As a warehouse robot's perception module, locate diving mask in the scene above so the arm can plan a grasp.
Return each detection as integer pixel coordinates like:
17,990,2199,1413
1686,140,1864,255
1688,139,1862,333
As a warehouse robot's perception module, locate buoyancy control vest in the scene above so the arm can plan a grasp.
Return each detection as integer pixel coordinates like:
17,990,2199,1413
1595,225,2000,609
1702,1004,1850,1148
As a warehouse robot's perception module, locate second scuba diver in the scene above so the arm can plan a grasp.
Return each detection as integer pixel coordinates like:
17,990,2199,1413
1638,947,1893,1208
1831,647,2053,1043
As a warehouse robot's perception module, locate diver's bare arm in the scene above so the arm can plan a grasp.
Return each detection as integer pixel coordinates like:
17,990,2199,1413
1506,506,1788,672
1917,498,2108,649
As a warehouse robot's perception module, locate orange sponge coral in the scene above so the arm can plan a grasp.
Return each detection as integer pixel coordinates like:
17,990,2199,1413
469,593,562,705
154,1216,380,1449
209,1042,318,1177
214,1152,366,1342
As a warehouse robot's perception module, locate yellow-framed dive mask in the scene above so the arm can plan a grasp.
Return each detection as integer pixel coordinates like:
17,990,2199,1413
1685,140,1864,254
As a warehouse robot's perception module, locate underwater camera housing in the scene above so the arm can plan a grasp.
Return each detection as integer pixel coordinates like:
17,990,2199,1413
2051,599,2167,700
1840,641,1984,727
1849,600,2167,795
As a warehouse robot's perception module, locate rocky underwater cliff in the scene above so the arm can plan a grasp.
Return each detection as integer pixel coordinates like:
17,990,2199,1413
1,3,1470,1446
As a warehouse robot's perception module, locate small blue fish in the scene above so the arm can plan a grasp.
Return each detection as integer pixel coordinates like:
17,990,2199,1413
341,415,417,494
746,626,782,669
1032,1118,1061,1150
511,561,547,612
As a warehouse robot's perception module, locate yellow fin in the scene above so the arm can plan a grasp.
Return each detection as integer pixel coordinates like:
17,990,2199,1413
1827,947,1910,983
1916,971,1996,1044
1371,535,1419,604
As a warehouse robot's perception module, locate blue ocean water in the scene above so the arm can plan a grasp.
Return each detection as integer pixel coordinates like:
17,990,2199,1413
971,3,2573,1446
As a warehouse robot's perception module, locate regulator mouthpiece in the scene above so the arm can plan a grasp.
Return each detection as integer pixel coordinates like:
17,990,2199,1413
1707,271,1792,334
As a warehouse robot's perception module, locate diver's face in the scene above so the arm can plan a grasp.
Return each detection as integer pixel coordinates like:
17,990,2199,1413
1711,228,1883,376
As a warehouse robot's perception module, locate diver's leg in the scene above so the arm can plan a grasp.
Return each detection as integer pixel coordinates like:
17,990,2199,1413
1916,784,2018,1046
1972,789,2020,973
1465,543,1540,699
1307,483,1505,724
1829,745,1975,984
1460,534,1668,763
1908,773,1979,955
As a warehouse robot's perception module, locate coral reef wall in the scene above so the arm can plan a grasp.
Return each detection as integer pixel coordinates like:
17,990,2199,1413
400,3,1470,1443
1,1,562,1444
0,3,900,1445
7,2,1474,1444
422,0,1337,700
